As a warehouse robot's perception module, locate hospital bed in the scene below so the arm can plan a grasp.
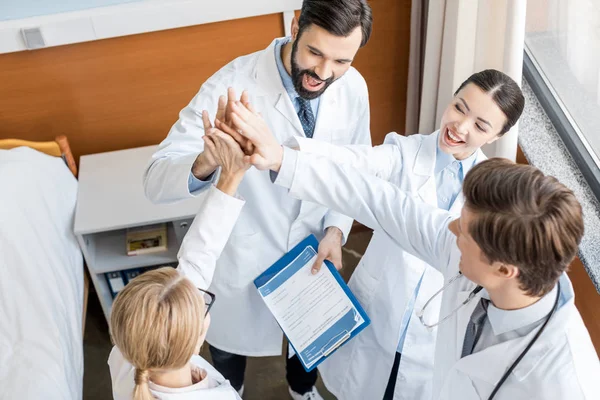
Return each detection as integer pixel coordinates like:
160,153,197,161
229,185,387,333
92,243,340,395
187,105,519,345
0,136,88,399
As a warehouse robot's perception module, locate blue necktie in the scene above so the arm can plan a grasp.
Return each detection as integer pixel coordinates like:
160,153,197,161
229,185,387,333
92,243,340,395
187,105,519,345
461,298,490,358
297,97,315,138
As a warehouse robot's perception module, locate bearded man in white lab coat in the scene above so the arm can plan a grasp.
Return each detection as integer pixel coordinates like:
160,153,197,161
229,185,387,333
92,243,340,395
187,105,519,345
210,102,600,400
142,1,373,398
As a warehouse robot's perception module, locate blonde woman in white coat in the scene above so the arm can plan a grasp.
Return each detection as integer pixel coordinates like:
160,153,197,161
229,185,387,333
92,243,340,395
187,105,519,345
108,131,248,400
217,69,525,400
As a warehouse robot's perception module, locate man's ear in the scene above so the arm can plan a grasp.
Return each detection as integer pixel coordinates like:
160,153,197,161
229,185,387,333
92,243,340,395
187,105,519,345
496,263,519,280
291,17,299,41
448,219,460,236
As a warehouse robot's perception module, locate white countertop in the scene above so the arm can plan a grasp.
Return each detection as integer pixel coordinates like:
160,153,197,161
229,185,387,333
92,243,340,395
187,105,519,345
74,145,205,235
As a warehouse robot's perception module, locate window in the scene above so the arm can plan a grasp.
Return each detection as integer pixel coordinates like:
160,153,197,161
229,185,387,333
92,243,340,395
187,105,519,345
525,0,600,197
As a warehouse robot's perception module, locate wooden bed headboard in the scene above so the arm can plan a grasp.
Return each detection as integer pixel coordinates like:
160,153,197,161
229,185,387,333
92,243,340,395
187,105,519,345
0,135,78,176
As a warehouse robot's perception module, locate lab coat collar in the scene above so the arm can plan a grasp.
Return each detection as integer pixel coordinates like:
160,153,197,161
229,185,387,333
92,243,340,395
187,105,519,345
254,38,304,136
479,284,559,336
453,274,575,384
414,131,489,178
311,85,339,141
434,147,479,177
414,132,440,206
459,150,479,179
413,131,440,177
254,37,340,140
447,150,486,215
254,38,286,96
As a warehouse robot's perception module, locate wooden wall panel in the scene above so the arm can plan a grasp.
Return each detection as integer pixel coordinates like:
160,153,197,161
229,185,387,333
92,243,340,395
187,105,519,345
568,258,600,355
0,1,412,160
353,0,412,144
0,14,283,160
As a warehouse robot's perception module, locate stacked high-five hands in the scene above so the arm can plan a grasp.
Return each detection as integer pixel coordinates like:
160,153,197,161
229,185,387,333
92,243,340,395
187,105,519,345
203,89,284,173
202,88,343,274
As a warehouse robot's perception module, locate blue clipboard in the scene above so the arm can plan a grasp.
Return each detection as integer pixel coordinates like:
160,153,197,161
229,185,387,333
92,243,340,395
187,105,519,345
254,235,370,372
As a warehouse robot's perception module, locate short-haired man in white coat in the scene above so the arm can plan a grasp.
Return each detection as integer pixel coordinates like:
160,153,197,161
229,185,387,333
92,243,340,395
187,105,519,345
212,102,600,399
142,1,373,398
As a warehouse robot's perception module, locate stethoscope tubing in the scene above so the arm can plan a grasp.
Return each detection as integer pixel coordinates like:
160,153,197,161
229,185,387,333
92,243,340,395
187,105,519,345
417,272,482,329
416,272,561,400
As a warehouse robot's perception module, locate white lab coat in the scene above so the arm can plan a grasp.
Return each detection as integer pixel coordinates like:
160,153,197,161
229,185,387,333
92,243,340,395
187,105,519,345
274,150,600,400
108,186,245,400
290,131,486,400
143,38,371,355
108,347,241,400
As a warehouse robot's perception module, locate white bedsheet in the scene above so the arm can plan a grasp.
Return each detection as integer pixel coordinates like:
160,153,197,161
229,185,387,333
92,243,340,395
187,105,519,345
0,147,84,400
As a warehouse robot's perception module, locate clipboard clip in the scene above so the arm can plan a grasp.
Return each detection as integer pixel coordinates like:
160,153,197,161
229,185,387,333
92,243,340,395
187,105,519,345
321,330,351,357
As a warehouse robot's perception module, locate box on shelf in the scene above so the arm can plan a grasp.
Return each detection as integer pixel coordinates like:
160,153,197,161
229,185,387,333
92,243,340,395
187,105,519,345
105,263,179,298
126,223,167,256
106,271,126,298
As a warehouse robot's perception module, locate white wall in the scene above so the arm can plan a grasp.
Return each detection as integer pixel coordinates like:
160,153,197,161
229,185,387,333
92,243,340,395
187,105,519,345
0,0,302,54
0,0,143,21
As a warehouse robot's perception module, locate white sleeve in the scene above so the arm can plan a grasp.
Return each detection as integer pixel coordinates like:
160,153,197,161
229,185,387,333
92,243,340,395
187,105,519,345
143,70,237,204
291,139,400,182
108,347,136,400
143,87,215,204
288,104,401,184
176,185,245,289
321,102,374,242
275,149,454,274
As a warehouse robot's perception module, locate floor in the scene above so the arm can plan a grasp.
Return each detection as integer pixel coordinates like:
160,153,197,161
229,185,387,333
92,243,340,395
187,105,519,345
83,229,373,400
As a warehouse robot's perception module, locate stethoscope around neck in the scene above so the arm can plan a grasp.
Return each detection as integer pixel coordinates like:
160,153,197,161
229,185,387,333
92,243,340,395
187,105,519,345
416,272,483,329
416,272,561,400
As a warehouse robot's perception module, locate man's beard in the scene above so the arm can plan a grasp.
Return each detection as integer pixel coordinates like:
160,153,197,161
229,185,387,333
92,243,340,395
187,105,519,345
291,40,335,100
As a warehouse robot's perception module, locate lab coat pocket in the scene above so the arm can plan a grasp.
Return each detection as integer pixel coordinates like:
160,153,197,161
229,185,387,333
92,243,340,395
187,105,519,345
329,129,352,145
217,232,261,288
439,371,483,400
348,259,378,308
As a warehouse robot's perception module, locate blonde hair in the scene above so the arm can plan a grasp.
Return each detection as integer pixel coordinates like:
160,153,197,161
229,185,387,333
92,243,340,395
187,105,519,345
110,267,206,400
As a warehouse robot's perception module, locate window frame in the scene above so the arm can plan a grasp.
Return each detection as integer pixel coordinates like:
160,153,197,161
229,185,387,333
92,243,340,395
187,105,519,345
523,46,600,200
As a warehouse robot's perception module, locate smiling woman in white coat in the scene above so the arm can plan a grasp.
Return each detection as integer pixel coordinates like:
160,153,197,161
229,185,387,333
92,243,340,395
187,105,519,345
108,132,247,400
220,69,525,400
210,108,600,399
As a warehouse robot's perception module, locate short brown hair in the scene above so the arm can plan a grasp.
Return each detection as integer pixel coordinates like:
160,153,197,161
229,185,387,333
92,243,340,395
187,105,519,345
463,158,584,297
298,0,373,47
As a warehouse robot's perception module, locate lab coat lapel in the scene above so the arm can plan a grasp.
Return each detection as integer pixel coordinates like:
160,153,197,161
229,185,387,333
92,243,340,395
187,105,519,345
254,38,305,137
293,87,341,223
448,192,464,215
453,278,572,386
455,290,480,362
448,148,486,215
453,329,546,386
452,290,521,386
414,133,439,206
417,176,436,205
275,94,305,136
474,148,488,164
311,84,338,142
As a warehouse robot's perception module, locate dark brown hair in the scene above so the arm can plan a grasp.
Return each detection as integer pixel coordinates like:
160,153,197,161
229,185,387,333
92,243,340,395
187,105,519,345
454,69,525,136
298,0,373,47
463,158,584,296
